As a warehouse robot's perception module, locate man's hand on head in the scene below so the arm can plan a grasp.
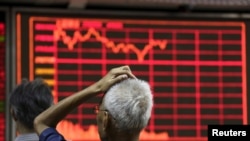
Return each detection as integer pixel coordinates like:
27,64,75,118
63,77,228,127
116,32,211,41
96,65,136,93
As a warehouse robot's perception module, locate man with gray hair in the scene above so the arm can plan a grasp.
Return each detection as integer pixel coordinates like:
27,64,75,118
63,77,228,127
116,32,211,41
34,65,153,141
96,78,153,141
96,79,153,141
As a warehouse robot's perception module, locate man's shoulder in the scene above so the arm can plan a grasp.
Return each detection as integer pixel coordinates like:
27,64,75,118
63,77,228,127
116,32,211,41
39,128,66,141
15,133,39,141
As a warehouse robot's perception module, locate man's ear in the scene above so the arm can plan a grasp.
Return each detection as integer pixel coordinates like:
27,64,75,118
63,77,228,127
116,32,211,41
10,108,18,121
102,111,109,130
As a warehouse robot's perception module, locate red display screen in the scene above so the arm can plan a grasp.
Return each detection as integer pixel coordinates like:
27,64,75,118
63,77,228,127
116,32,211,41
0,11,5,141
16,11,249,141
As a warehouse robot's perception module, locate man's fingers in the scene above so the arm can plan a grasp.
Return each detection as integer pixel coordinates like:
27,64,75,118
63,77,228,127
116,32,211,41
127,72,136,79
112,65,136,79
122,66,136,79
122,65,130,71
113,74,128,83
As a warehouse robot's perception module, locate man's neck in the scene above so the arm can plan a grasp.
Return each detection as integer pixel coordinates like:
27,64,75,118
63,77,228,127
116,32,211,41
16,122,36,135
108,132,139,141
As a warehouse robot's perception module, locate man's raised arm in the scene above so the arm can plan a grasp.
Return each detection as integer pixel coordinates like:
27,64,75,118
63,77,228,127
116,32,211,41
34,66,135,140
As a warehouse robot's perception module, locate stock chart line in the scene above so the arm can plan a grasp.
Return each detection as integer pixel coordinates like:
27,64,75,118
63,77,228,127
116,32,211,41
54,27,168,61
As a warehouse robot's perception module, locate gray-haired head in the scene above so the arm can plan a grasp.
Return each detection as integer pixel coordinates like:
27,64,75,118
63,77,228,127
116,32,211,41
103,78,153,131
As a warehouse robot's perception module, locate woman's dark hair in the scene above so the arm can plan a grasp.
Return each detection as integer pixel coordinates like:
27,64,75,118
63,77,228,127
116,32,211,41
9,78,53,129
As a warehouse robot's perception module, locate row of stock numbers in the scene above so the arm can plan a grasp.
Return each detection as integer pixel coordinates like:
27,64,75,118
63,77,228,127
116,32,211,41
56,19,123,29
56,19,81,29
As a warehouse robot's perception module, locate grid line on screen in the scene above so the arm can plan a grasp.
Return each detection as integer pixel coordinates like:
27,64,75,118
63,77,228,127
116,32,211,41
17,15,247,141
